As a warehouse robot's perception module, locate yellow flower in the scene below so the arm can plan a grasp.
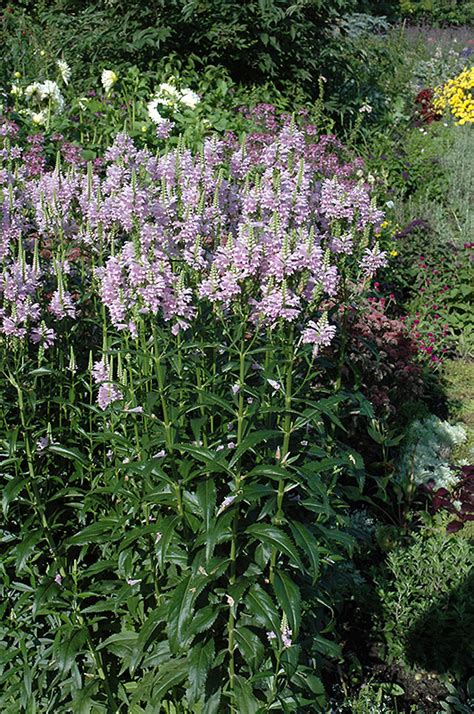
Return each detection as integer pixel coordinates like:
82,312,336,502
141,125,147,133
434,66,474,125
390,250,398,257
14,71,21,78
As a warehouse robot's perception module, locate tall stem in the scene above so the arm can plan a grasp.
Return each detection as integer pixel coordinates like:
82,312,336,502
11,372,56,556
228,332,246,708
152,326,183,519
269,327,294,584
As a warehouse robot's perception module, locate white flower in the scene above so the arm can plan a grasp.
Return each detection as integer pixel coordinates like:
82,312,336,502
25,80,64,113
267,379,281,393
155,82,181,106
56,59,71,85
101,69,118,93
147,97,166,124
179,88,200,108
40,80,64,108
31,111,47,125
25,82,42,99
10,84,23,97
217,494,237,515
359,103,373,114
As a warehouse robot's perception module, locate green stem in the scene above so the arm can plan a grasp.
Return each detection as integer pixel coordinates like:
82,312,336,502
269,327,294,584
228,332,247,708
153,327,183,519
12,374,57,555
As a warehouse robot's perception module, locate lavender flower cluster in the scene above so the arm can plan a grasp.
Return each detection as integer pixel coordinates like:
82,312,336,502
0,120,385,369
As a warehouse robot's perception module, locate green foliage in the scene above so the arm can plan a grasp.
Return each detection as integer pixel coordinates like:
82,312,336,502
376,527,474,674
0,321,369,709
0,0,359,91
400,0,474,25
0,2,405,129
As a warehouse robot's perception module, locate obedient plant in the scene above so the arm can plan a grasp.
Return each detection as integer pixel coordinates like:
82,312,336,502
0,121,386,710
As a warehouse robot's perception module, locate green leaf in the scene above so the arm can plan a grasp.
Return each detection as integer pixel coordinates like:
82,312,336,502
289,521,320,581
313,634,342,659
2,476,28,516
28,367,54,376
98,630,139,658
229,430,278,467
291,670,326,703
49,444,89,467
149,660,188,706
202,689,221,714
32,578,59,617
167,574,206,652
187,605,220,638
156,516,180,569
196,478,216,531
187,639,215,705
246,585,280,633
15,530,42,572
53,627,87,673
234,625,264,669
246,524,303,569
130,606,168,674
177,444,232,476
69,518,119,545
367,426,385,444
273,571,301,636
233,676,260,713
246,464,289,481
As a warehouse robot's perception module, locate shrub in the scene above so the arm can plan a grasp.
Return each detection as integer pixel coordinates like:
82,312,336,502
0,1,358,92
343,297,428,420
376,527,474,676
400,0,474,26
0,2,404,129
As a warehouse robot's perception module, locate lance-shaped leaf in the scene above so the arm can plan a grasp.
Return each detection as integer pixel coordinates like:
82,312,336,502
246,524,303,569
245,584,280,633
234,625,264,669
49,444,89,468
2,475,28,516
289,521,320,581
233,676,260,714
177,444,232,476
167,573,207,652
228,429,279,467
186,638,215,705
130,605,168,674
53,626,88,674
273,570,301,636
148,659,188,706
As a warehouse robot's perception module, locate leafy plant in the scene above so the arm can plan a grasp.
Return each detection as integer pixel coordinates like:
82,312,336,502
0,116,387,709
376,527,474,675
